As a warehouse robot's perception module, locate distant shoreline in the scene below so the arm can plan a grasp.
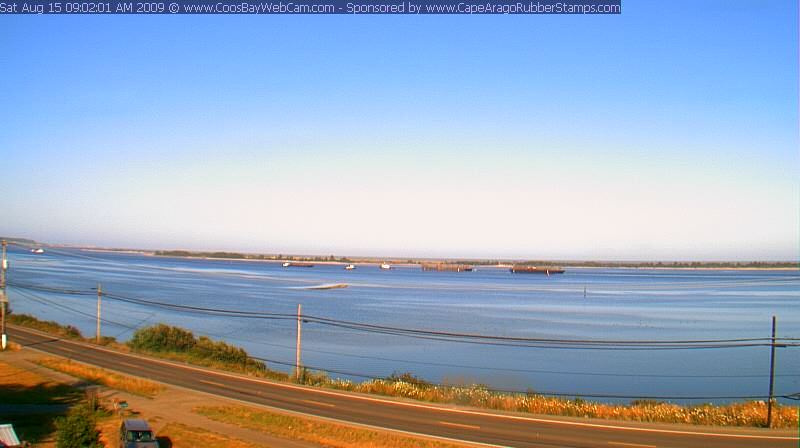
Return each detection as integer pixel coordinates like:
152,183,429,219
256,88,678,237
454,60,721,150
68,247,799,271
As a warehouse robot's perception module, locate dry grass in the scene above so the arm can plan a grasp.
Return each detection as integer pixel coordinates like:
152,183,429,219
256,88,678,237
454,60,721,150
196,405,471,448
13,316,797,429
0,360,79,446
97,414,123,448
322,379,799,429
158,422,267,448
0,360,81,404
0,360,51,388
3,341,23,351
35,357,164,397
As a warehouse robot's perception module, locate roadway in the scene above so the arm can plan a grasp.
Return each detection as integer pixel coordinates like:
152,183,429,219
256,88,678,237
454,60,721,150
8,325,798,448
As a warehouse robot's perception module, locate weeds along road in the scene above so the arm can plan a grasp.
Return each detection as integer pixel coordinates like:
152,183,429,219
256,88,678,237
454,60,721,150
8,325,799,448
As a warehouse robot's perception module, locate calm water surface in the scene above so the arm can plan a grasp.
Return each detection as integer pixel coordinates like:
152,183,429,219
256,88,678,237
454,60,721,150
6,247,799,404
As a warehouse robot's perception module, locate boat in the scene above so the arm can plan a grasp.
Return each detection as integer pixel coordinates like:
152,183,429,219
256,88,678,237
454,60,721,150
379,263,391,270
421,263,473,272
344,264,356,270
510,265,565,275
282,262,314,268
305,283,349,290
30,248,45,254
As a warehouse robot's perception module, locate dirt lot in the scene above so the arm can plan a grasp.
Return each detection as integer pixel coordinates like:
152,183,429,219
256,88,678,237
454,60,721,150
0,347,319,447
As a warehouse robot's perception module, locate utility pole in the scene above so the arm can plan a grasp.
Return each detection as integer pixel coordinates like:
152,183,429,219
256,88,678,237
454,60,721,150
96,283,102,344
766,315,777,428
1,240,7,350
295,303,302,381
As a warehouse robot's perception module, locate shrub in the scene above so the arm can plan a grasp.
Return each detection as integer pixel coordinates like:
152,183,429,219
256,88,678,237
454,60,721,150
387,371,430,388
128,323,195,353
295,367,330,386
127,324,267,373
9,313,83,339
55,401,102,448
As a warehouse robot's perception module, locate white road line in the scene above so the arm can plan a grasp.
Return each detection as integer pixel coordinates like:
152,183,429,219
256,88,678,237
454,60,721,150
439,421,481,430
199,379,227,388
117,360,140,369
608,442,657,448
302,399,336,408
13,326,799,442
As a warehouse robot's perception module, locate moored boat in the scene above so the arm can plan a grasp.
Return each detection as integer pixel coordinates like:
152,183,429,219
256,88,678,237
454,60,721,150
510,265,564,275
283,262,314,268
421,263,473,272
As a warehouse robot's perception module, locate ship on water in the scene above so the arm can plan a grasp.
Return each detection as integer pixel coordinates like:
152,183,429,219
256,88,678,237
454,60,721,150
379,263,391,270
510,265,565,275
421,263,473,272
282,262,314,268
344,264,356,270
30,248,45,254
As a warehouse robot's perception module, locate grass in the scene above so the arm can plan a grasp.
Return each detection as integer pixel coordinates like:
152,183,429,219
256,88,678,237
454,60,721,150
319,376,800,429
196,405,471,448
157,422,267,448
129,348,289,381
8,313,129,351
95,416,267,448
0,360,80,404
8,313,84,340
12,315,799,429
35,357,164,397
0,360,78,446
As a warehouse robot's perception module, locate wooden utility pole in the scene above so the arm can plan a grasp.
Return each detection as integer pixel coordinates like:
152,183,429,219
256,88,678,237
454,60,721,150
766,315,776,428
96,283,102,344
295,303,302,381
1,240,7,350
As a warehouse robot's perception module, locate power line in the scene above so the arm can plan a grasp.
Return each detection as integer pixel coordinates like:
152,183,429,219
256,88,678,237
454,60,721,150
9,282,800,349
247,354,799,401
9,283,799,400
204,331,798,379
10,287,138,331
301,314,798,345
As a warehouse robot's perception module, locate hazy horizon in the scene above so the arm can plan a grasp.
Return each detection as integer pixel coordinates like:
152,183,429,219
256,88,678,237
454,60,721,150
4,235,797,263
2,2,798,261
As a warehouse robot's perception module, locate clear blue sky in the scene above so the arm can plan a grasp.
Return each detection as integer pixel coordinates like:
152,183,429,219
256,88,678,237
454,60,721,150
1,2,798,260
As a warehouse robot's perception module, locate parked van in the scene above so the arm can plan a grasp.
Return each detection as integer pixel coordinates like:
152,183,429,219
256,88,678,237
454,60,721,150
119,419,158,448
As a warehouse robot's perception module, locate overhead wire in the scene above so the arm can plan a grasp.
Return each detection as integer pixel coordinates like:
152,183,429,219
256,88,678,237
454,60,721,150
7,282,800,401
8,281,800,350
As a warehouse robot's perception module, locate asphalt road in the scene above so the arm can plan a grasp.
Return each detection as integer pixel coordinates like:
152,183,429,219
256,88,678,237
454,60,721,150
8,325,799,448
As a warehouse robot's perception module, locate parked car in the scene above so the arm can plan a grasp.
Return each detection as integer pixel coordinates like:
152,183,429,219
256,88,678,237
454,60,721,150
119,419,158,448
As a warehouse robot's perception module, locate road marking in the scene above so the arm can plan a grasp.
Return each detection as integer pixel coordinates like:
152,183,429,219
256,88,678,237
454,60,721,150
13,326,799,442
117,360,140,369
439,421,480,430
302,399,335,408
608,442,656,448
199,379,227,388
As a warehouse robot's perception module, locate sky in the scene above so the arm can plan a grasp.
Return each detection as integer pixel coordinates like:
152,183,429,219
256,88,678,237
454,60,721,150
0,1,798,260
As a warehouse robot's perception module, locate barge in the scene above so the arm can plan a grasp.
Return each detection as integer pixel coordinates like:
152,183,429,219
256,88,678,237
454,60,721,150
421,263,474,272
510,265,565,275
282,262,314,268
